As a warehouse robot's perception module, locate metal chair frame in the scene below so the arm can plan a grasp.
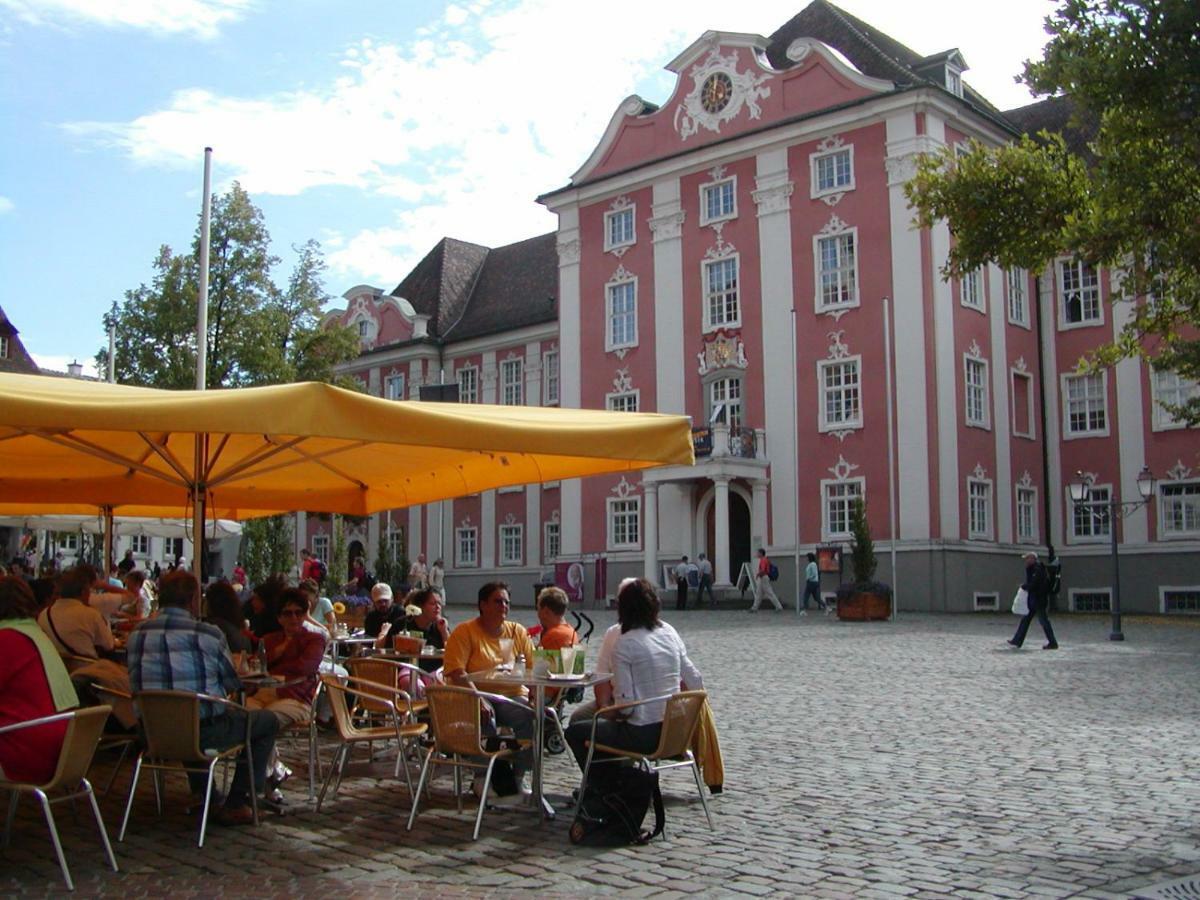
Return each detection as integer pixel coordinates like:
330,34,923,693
1,706,120,891
118,690,260,848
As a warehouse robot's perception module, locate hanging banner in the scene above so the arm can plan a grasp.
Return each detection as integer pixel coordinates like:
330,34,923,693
555,561,585,604
594,557,607,600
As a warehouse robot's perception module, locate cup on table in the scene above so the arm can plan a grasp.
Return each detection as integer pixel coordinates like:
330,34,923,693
498,637,514,668
559,646,576,676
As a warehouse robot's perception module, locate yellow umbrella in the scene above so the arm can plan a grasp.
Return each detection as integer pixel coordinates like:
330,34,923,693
0,372,694,519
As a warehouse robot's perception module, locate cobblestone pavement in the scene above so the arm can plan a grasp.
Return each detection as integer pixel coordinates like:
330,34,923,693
5,610,1200,898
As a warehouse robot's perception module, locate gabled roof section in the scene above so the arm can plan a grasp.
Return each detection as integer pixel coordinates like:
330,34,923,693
0,302,40,374
1003,95,1099,161
766,0,999,115
390,237,489,338
445,233,558,342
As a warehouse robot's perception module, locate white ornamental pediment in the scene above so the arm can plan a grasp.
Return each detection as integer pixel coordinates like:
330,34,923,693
673,47,773,142
697,330,748,375
610,476,640,499
828,455,859,481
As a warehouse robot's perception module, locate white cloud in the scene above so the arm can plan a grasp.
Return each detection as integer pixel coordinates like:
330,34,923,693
30,353,100,378
0,195,13,214
60,0,1053,284
0,0,252,38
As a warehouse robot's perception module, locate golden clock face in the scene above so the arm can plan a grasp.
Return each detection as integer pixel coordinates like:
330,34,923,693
700,72,733,114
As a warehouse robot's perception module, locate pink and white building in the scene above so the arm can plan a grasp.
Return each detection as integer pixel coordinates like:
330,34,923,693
318,1,1199,613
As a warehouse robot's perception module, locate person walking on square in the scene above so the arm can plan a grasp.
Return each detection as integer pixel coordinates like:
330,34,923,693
749,548,782,612
674,556,690,611
696,553,715,606
801,552,828,615
1008,551,1058,650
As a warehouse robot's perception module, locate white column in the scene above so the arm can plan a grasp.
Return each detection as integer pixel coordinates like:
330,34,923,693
754,148,797,549
1038,267,1064,549
884,113,934,540
714,476,731,586
650,179,685,413
526,483,541,566
1111,268,1149,543
408,506,422,563
751,478,769,553
924,114,959,539
643,481,659,582
988,264,1013,543
295,511,307,560
557,215,583,556
408,358,422,399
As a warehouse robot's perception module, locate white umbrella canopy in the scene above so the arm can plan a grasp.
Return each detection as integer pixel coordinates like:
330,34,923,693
0,515,241,540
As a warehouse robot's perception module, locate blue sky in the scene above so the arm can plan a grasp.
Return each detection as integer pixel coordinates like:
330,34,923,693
0,0,1056,374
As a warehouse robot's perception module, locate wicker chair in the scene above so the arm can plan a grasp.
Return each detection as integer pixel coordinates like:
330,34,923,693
316,675,427,811
406,684,529,840
579,690,713,831
0,706,119,891
118,690,260,848
344,656,429,721
391,634,425,656
88,683,140,797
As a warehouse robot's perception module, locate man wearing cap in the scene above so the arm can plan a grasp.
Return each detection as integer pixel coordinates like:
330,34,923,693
1008,551,1058,650
364,582,405,639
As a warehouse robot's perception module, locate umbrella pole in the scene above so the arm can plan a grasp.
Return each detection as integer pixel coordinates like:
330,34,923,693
102,505,114,576
192,435,206,581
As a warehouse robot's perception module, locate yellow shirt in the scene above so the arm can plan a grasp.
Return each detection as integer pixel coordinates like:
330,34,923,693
443,618,534,698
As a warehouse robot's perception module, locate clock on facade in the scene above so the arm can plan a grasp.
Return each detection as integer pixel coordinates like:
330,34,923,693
700,71,733,114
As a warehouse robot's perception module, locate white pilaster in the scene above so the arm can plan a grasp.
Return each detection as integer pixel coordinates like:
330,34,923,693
1038,268,1064,549
754,147,796,549
924,114,959,539
714,476,731,587
525,340,541,406
650,179,685,414
884,113,934,540
1112,268,1149,542
557,212,583,555
407,505,422,563
988,264,1013,542
481,490,496,569
751,478,769,554
481,350,497,404
295,511,307,560
408,358,422,399
526,482,541,565
643,482,659,582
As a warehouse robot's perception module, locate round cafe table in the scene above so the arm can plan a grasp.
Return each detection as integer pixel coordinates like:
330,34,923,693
464,667,611,820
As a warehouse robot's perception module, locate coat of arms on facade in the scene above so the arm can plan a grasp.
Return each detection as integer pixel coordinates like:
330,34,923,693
697,329,748,375
674,47,772,142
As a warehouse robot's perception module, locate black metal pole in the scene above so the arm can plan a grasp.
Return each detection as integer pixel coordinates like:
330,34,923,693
1109,498,1124,641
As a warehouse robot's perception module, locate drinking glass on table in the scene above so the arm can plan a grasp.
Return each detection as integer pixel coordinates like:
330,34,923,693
498,637,514,669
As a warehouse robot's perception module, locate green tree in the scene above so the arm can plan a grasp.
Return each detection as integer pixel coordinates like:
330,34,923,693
906,0,1200,424
331,515,349,597
847,498,877,585
97,183,358,390
240,515,294,587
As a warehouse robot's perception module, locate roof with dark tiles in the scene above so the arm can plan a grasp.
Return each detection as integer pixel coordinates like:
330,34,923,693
390,237,490,338
444,232,558,342
1002,95,1099,160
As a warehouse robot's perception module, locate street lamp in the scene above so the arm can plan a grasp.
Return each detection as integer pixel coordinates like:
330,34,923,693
1068,466,1156,642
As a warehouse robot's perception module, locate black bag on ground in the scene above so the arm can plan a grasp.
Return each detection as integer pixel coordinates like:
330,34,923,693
569,765,665,846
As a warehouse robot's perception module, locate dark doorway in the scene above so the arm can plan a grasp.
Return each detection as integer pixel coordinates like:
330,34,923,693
704,489,752,583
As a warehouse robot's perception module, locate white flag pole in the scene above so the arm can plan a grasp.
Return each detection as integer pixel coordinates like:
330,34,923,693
194,148,212,578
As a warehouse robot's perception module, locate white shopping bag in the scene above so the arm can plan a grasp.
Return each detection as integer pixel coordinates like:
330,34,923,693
1011,587,1029,616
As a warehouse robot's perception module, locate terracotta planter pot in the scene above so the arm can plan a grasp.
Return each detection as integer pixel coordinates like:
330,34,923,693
837,591,891,621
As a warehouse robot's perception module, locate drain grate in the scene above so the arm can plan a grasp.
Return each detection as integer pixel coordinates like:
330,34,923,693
1132,875,1200,899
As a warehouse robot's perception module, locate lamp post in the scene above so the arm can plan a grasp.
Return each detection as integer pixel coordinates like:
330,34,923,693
1068,466,1156,642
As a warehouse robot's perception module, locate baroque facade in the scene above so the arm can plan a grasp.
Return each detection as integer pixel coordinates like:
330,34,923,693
317,0,1199,613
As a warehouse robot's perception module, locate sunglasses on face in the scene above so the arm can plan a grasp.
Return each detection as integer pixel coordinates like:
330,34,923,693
278,609,305,618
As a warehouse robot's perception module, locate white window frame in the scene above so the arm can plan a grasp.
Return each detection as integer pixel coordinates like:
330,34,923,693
973,592,999,612
817,356,862,433
500,358,523,406
963,354,990,429
604,205,635,253
813,226,859,314
55,532,79,553
707,376,743,430
386,528,404,565
455,527,478,568
1006,267,1030,328
457,366,478,404
312,534,330,565
960,268,985,312
967,476,993,540
1069,483,1111,543
699,174,737,226
498,524,523,567
607,496,641,550
821,478,864,541
543,520,560,562
1160,586,1200,615
165,537,184,561
810,145,855,199
1061,371,1109,438
1016,485,1039,544
1151,368,1198,431
946,68,963,97
1159,480,1200,539
605,275,638,351
130,534,151,556
1058,259,1103,329
542,350,559,406
606,390,640,413
702,253,740,331
1010,370,1035,438
384,373,405,401
1068,588,1112,613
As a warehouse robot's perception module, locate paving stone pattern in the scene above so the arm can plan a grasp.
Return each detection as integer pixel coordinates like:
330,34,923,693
5,610,1200,898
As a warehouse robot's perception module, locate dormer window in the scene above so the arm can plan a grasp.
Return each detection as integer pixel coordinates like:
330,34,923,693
946,67,963,97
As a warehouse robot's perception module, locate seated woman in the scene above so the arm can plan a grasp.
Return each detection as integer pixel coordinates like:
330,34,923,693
204,581,253,654
565,577,703,771
379,588,449,672
0,576,79,784
242,576,285,639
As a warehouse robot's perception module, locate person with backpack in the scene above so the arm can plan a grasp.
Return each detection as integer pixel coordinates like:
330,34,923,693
749,547,782,612
1007,551,1059,650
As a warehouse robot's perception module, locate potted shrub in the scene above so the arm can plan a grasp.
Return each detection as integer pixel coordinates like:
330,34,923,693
836,498,892,621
